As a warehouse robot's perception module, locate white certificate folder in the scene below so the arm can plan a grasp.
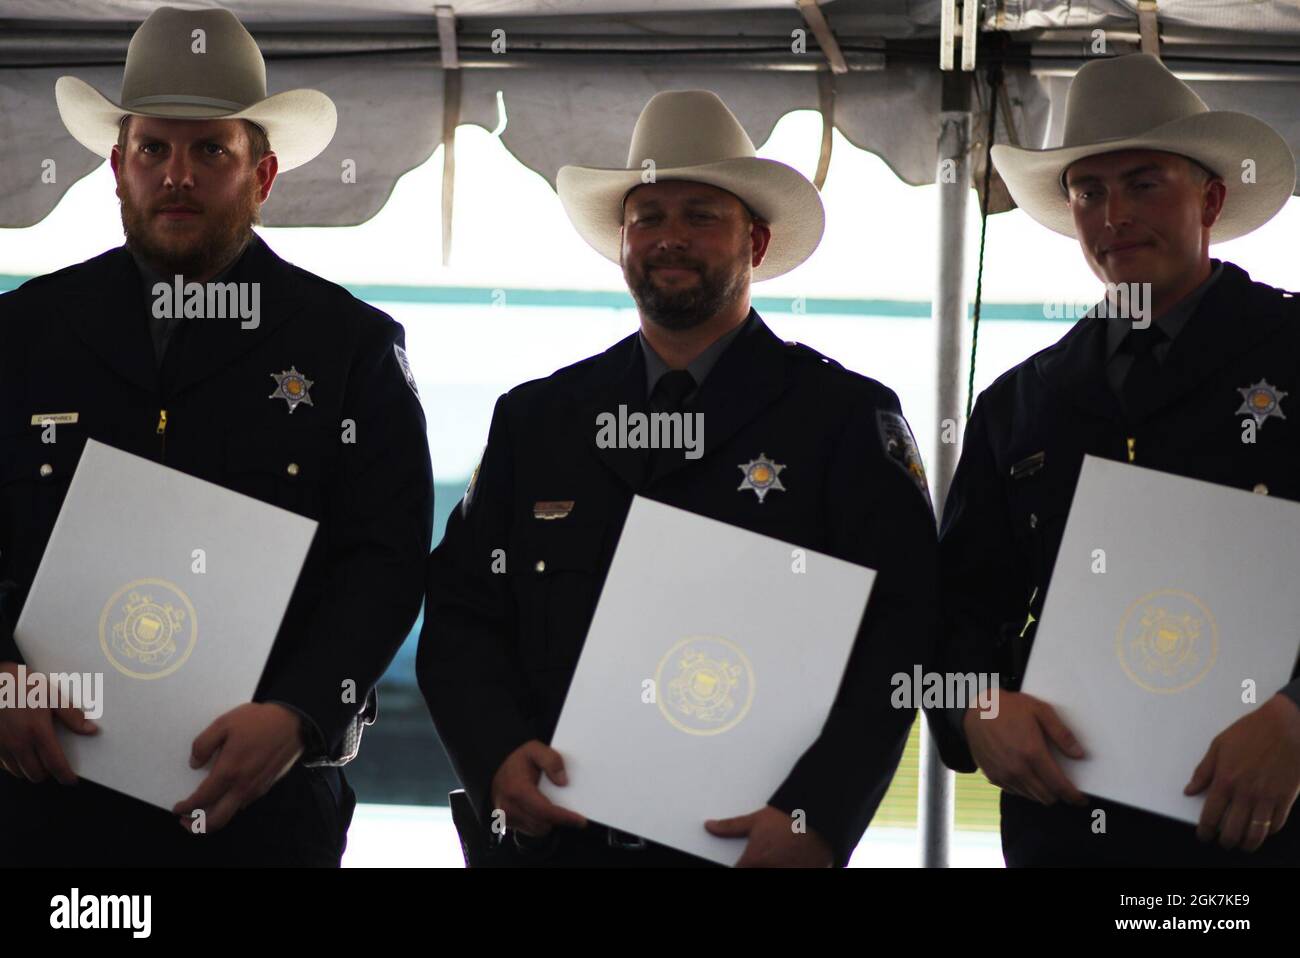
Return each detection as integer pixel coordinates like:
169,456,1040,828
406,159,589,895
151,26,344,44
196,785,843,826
540,495,876,865
1021,455,1300,823
14,439,317,811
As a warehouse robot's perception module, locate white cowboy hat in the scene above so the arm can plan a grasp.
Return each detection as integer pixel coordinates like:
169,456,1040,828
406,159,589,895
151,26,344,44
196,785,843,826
992,53,1295,242
55,5,336,172
557,90,825,281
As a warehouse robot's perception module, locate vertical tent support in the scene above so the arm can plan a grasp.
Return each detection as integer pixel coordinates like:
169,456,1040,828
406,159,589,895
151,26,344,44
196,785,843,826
920,68,973,869
436,4,460,268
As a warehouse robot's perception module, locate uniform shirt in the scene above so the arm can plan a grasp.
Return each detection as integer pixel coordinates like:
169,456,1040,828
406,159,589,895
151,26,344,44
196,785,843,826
0,232,433,863
943,262,1232,741
1102,261,1297,710
936,259,1300,755
929,259,1300,867
638,310,753,397
128,235,325,755
1104,262,1224,395
421,307,940,867
130,235,252,365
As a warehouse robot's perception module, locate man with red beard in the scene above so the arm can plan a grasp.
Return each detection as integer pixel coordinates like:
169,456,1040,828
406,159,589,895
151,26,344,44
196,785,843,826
0,7,433,866
420,90,938,867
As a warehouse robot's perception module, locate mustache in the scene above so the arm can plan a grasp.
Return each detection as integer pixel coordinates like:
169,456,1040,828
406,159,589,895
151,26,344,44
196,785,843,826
648,261,700,270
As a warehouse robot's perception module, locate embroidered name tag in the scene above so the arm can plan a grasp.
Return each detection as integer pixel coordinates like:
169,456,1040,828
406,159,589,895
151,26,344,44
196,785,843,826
31,412,79,426
533,500,575,520
1010,451,1045,479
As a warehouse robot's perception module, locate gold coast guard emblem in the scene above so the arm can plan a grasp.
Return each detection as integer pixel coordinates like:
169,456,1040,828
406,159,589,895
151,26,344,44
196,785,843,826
269,366,314,413
1236,379,1287,428
737,453,786,503
99,579,198,680
1115,589,1218,694
655,636,755,736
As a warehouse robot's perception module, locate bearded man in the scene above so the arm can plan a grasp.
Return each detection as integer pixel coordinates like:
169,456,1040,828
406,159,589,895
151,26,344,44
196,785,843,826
0,6,433,866
419,89,938,868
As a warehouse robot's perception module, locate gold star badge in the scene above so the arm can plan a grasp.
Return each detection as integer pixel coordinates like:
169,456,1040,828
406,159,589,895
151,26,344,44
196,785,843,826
737,453,786,503
269,366,314,414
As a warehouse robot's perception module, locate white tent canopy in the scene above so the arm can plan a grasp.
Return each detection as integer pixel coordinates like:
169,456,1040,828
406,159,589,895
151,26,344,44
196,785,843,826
3,0,1300,229
3,0,1299,868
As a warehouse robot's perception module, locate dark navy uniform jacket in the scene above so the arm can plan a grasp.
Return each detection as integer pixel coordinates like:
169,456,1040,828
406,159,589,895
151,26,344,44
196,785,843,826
418,308,938,867
0,233,433,863
928,260,1300,865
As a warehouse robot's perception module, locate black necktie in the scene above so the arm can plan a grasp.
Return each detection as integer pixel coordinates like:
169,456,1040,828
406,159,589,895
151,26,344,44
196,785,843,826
645,369,696,484
1118,326,1167,416
158,314,194,396
650,369,696,412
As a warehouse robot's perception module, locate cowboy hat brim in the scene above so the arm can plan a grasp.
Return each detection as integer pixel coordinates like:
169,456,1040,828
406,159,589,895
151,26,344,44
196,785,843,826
557,156,825,281
992,110,1296,242
55,75,337,172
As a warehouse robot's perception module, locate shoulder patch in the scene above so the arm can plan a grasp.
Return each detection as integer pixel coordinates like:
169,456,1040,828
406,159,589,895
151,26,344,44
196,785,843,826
461,444,485,518
877,410,931,508
394,343,419,396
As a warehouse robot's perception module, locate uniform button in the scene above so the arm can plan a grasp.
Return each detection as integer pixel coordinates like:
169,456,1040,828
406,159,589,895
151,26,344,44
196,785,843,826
286,462,300,477
39,463,53,477
534,560,546,573
1029,512,1038,528
1253,483,1269,495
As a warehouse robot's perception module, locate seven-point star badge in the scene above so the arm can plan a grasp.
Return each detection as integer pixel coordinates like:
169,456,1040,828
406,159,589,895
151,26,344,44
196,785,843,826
269,366,314,413
1236,379,1287,428
737,453,786,503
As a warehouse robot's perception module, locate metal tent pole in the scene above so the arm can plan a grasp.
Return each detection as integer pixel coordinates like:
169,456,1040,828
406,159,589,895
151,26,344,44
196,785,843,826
920,69,972,869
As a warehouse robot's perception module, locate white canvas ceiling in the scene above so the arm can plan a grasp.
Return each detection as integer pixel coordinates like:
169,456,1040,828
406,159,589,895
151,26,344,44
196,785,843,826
2,0,1298,229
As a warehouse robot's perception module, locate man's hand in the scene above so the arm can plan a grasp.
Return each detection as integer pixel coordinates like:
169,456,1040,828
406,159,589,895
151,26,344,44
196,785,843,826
0,662,98,784
172,702,305,833
489,739,587,837
1186,693,1300,852
964,689,1087,806
705,806,833,867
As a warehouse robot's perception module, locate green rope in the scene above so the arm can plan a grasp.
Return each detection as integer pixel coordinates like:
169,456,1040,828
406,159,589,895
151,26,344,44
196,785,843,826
966,62,1002,419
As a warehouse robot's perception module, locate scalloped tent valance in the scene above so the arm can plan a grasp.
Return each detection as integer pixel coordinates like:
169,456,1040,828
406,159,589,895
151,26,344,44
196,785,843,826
3,0,1299,251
